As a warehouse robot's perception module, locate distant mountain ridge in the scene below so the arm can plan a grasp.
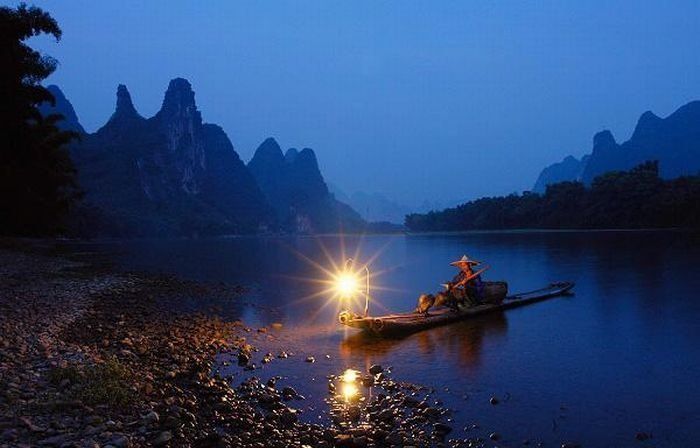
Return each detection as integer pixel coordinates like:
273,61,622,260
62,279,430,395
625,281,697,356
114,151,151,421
532,155,589,193
247,138,364,233
533,101,700,192
41,80,363,236
39,85,85,134
407,161,700,231
327,185,410,224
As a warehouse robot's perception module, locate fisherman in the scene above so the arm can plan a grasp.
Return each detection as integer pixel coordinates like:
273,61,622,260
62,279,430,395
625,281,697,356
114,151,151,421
448,255,489,306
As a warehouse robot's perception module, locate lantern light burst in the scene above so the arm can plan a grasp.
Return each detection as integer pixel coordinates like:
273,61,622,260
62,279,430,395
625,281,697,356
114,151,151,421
334,271,360,298
278,235,400,324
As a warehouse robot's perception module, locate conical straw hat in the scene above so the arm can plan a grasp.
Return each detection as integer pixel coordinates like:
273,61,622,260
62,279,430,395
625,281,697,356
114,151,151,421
450,255,479,266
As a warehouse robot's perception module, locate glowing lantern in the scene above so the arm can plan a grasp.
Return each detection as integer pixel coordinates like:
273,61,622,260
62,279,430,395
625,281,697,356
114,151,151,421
335,272,360,298
333,258,371,317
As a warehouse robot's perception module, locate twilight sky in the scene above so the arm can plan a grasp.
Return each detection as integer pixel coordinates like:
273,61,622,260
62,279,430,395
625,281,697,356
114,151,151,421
25,0,700,207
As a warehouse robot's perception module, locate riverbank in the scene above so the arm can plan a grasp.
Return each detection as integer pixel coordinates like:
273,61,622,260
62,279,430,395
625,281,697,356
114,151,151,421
0,241,473,448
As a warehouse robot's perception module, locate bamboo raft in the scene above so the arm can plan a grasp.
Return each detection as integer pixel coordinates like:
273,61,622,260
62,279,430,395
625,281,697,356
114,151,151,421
338,281,575,337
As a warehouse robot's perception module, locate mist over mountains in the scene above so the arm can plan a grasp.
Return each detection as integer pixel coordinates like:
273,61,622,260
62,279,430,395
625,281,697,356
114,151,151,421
327,186,410,224
41,79,364,236
328,185,465,225
534,101,700,192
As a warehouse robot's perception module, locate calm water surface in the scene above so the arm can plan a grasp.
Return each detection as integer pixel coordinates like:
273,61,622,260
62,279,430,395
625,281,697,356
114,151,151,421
67,231,700,447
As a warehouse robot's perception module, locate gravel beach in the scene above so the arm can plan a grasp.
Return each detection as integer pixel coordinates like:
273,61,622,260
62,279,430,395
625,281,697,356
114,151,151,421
0,241,477,448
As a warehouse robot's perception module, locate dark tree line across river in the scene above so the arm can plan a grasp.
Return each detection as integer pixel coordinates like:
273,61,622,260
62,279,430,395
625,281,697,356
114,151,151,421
405,161,700,231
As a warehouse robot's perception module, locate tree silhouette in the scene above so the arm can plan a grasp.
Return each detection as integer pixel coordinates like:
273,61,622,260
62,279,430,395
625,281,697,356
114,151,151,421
0,3,80,235
406,161,700,231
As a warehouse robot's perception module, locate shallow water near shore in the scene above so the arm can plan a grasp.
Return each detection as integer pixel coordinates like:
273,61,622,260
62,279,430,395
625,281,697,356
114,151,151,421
64,231,700,447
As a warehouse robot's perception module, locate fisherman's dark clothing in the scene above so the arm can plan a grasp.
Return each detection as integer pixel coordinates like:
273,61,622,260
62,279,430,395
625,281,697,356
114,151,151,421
465,275,484,302
451,271,468,285
451,270,483,305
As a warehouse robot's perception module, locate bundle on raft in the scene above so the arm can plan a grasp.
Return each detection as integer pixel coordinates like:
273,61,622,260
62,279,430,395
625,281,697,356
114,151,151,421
338,281,574,337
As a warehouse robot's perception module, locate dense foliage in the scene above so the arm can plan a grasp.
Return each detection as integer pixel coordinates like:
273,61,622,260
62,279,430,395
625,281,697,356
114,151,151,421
406,161,700,231
0,4,79,235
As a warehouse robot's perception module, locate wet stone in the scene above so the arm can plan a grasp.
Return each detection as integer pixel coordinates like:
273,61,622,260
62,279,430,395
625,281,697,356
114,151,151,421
386,432,403,445
352,435,368,447
347,405,361,421
334,434,353,447
279,408,298,426
141,411,159,425
237,352,250,365
38,433,71,446
107,434,128,447
1,429,18,441
369,364,383,375
433,423,452,435
282,386,298,399
151,430,172,446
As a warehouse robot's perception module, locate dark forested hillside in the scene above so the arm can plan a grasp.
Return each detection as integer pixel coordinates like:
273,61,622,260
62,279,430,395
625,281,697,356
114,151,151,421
40,82,365,237
50,80,270,236
407,161,700,231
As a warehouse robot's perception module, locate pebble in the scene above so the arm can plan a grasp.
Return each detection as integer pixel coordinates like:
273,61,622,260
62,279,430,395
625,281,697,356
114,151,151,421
107,434,128,447
282,386,298,399
141,411,159,425
1,429,18,441
84,416,102,425
433,422,453,435
369,364,383,375
38,434,70,446
151,430,172,446
237,352,250,365
334,434,353,446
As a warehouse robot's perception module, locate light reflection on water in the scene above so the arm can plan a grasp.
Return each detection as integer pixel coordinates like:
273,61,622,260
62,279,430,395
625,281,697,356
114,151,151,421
340,381,360,402
64,230,700,447
337,368,363,405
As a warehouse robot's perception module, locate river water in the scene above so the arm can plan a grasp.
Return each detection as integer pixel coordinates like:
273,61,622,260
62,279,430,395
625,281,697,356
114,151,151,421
67,231,700,447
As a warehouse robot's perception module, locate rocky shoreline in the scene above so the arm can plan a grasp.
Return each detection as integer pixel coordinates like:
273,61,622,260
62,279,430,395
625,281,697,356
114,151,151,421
0,241,482,448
